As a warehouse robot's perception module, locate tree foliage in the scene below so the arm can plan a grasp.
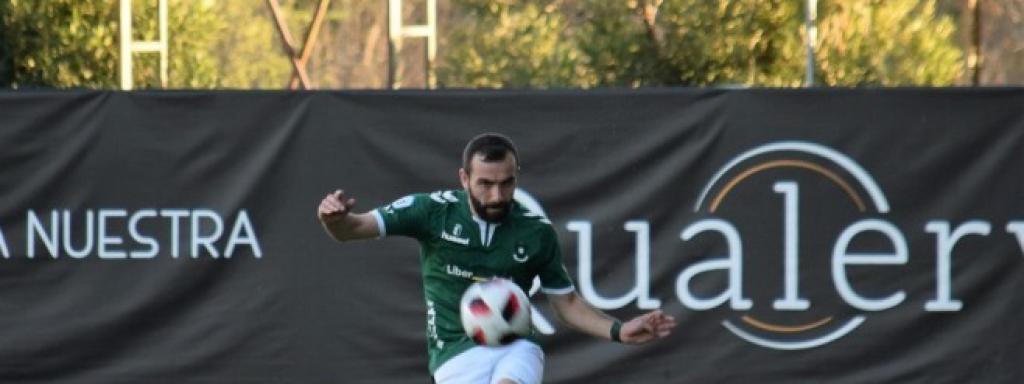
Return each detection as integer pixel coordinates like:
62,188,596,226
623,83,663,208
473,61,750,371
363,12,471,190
441,0,963,87
578,0,805,87
0,0,224,88
212,1,291,89
1,0,966,89
437,0,594,88
815,0,962,85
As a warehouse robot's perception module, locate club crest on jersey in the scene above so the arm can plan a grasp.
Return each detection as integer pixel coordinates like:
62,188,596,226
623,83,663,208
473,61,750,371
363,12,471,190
513,243,529,263
442,224,470,245
382,195,414,214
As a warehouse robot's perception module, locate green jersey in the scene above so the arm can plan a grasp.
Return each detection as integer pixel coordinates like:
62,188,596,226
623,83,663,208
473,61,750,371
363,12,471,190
372,189,574,374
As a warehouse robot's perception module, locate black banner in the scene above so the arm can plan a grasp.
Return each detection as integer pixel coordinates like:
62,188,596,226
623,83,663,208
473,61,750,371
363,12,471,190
0,89,1022,383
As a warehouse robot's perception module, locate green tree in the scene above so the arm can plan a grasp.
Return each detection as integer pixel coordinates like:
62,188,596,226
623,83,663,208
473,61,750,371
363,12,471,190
212,1,291,89
212,0,381,89
437,0,594,88
0,4,11,86
0,0,966,89
815,0,962,85
572,1,672,87
0,0,224,88
578,0,804,86
578,0,961,87
271,0,387,89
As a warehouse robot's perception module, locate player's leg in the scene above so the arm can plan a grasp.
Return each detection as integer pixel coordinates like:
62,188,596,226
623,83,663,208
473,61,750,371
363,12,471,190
433,346,499,384
490,339,544,384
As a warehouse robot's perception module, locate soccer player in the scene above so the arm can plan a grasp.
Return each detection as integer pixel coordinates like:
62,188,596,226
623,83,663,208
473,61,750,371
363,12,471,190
318,133,676,384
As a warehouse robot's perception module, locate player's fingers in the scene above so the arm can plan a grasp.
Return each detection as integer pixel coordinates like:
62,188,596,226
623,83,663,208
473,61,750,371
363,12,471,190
660,321,675,331
659,320,678,332
344,198,356,208
329,190,345,202
318,206,337,222
319,202,340,217
651,314,673,328
655,312,676,324
645,311,663,324
322,194,350,212
639,318,655,334
662,315,677,326
322,198,343,212
645,310,664,323
323,194,341,206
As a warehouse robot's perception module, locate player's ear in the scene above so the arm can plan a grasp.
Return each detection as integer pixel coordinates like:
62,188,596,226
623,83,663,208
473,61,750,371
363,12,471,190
459,168,470,190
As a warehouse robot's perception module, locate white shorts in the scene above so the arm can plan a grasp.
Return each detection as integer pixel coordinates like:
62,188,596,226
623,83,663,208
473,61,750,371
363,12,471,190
433,339,544,384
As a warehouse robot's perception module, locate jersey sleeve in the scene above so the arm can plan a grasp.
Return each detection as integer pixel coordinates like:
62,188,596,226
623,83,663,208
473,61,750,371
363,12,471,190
537,226,575,294
372,194,433,241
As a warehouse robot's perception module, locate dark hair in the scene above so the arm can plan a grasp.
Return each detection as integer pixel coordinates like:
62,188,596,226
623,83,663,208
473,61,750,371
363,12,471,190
462,133,519,172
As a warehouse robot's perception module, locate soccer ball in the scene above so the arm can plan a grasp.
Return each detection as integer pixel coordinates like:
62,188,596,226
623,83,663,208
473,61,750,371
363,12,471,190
459,278,531,346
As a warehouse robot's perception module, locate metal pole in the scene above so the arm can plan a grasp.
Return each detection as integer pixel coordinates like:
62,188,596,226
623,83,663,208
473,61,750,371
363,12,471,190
804,0,817,87
388,0,436,89
969,0,981,85
425,0,437,89
120,0,133,90
159,0,168,88
119,0,169,90
387,0,402,89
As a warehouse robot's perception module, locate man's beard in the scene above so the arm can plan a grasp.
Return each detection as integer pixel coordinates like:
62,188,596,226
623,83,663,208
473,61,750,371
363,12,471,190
469,194,511,222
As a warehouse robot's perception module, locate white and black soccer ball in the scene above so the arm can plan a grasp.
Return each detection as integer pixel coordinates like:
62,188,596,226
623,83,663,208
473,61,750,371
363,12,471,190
459,278,531,346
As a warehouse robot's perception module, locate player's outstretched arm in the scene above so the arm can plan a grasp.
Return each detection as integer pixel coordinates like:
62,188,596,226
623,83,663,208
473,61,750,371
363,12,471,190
317,189,380,242
548,292,676,345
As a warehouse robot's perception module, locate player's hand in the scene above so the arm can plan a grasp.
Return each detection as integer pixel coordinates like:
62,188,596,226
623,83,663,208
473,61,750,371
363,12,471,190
318,189,356,224
619,309,676,345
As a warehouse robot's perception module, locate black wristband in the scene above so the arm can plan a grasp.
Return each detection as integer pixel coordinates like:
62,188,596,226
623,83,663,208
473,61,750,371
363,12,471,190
610,320,623,343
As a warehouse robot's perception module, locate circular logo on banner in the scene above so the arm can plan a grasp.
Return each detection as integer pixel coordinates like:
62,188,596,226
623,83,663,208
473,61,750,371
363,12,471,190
691,141,891,350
